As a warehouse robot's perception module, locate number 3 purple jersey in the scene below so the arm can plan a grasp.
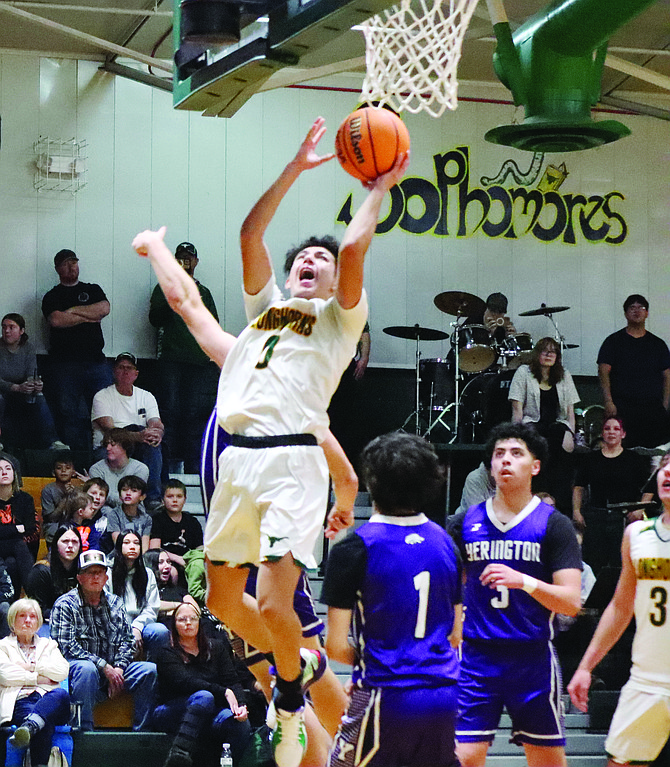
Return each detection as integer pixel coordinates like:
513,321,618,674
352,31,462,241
323,515,462,689
459,498,582,643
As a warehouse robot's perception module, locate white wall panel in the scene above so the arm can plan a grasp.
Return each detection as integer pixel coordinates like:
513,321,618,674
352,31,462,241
1,55,669,382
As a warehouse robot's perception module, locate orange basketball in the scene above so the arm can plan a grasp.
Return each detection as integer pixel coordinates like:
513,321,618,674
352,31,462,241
335,107,410,182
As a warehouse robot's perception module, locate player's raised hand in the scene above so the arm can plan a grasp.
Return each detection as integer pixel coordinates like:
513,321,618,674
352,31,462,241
567,668,592,713
363,150,410,192
132,226,167,257
293,117,336,172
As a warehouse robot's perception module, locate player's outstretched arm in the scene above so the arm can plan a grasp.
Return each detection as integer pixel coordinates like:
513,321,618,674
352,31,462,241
567,528,637,712
325,607,356,666
336,151,409,310
240,117,335,296
321,430,358,539
133,227,235,367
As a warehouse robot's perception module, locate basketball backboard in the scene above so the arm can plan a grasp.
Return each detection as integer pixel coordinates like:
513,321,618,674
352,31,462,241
172,0,400,117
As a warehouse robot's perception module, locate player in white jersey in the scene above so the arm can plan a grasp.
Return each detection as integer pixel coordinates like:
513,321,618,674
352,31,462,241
133,117,408,767
568,450,670,765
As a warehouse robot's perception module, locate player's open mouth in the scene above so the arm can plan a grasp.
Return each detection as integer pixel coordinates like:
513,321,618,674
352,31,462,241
299,266,315,280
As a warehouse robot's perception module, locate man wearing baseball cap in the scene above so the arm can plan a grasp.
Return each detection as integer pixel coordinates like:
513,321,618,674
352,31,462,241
50,549,156,731
149,241,219,472
42,250,113,451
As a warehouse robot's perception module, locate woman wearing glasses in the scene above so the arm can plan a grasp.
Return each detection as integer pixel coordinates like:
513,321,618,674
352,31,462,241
153,601,252,767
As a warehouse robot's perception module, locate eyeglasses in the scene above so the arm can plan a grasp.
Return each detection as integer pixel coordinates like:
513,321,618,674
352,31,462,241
176,615,199,624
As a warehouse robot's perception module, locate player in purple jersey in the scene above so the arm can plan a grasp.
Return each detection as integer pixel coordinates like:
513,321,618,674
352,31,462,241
448,422,581,767
322,432,462,767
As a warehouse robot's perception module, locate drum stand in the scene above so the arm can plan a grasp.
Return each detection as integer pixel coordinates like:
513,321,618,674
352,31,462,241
424,320,466,443
545,311,567,354
400,334,424,436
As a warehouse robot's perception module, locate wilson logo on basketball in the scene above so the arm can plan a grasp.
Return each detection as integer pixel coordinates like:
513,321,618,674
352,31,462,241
349,117,365,165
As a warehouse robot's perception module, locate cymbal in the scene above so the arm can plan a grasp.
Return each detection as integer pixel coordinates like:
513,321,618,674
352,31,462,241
563,343,579,349
434,291,486,317
518,304,570,317
383,324,448,341
606,500,658,512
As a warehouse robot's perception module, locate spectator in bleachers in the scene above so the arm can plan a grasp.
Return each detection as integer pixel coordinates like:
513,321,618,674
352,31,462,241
50,549,157,732
80,479,113,553
41,249,113,452
91,353,165,510
0,453,37,595
0,313,65,452
82,477,111,515
106,476,152,552
88,429,149,509
153,601,252,767
60,489,111,554
149,480,203,571
26,524,81,625
109,531,169,662
0,599,70,767
144,548,188,625
41,452,86,546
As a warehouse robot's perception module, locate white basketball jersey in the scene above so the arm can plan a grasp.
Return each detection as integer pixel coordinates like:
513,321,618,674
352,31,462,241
628,516,670,692
216,278,368,442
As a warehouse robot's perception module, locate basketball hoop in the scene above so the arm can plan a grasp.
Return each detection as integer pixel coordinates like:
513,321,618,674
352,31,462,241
360,0,480,118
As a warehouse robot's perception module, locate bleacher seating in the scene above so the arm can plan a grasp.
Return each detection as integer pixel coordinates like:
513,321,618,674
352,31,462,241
9,474,663,766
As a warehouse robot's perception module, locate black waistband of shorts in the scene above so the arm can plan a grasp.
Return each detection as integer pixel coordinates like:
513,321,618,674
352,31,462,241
229,433,318,449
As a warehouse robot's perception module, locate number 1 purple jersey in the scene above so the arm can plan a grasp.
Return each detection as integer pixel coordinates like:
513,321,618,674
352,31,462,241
323,515,462,689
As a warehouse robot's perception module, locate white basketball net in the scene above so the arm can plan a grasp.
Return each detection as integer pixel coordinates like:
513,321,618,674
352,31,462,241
361,0,480,118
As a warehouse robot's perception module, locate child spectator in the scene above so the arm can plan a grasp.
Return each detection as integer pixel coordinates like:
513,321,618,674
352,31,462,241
83,477,111,515
149,480,203,570
106,475,152,552
82,478,113,553
61,485,111,554
41,452,85,545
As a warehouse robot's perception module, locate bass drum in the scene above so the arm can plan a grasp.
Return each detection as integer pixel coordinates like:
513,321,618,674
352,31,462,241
459,369,515,443
419,358,455,411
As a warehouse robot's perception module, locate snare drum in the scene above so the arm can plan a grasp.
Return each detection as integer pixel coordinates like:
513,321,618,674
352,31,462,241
496,332,533,369
419,358,455,411
454,325,496,373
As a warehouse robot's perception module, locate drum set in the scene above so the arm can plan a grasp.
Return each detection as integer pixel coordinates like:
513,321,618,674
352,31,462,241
384,293,578,443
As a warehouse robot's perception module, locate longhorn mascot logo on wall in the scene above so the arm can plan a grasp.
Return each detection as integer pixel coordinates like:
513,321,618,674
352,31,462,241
337,146,627,245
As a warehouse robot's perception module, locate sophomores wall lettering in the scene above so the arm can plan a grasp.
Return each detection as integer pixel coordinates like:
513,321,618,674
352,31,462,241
337,146,627,245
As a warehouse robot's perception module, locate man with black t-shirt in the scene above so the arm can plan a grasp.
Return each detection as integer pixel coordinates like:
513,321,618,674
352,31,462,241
598,294,670,448
42,250,113,450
